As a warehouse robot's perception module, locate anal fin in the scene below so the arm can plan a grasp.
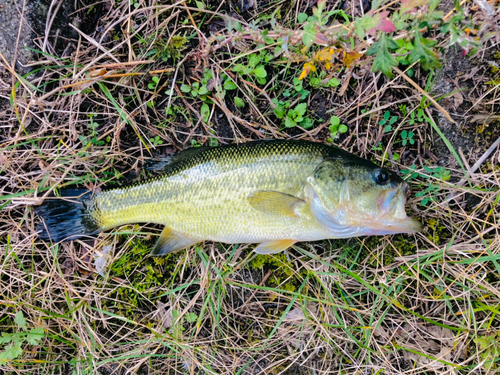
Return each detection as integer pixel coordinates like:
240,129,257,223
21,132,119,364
151,227,199,256
253,239,296,255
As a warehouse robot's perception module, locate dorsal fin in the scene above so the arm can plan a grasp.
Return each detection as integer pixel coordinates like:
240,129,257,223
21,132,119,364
145,146,211,173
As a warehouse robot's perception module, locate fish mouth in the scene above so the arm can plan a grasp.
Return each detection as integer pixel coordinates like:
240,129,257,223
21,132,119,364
375,184,422,234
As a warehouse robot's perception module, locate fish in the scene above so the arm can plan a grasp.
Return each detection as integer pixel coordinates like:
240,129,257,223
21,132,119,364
35,140,422,255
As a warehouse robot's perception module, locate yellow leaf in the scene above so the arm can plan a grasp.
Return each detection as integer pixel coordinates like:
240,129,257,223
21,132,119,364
343,51,362,67
298,62,316,80
315,48,331,62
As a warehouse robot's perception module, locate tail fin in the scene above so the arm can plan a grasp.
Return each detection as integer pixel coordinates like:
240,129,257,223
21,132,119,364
35,189,101,242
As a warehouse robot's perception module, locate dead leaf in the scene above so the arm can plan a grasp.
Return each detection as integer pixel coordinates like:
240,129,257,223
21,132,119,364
315,33,329,46
452,91,464,108
470,114,500,125
338,70,352,96
94,245,112,276
88,68,107,78
155,302,173,329
285,308,305,321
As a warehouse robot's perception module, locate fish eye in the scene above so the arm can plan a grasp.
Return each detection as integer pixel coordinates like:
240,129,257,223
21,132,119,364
374,169,390,185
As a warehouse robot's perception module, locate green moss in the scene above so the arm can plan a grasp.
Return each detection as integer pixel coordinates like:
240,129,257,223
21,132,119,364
249,252,294,277
425,218,450,245
247,251,304,292
99,232,185,321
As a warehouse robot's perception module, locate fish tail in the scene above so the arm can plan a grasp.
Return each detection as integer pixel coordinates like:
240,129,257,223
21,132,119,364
35,189,102,242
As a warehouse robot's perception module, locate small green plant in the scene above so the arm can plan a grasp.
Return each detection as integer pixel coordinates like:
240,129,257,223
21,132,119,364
401,165,451,206
401,129,415,146
272,99,290,119
285,103,307,128
234,97,245,108
150,135,163,146
474,332,500,371
232,51,271,85
273,102,314,129
328,115,348,140
380,110,398,132
298,0,348,48
292,77,309,99
395,39,415,75
371,142,383,151
222,75,237,91
148,76,159,90
0,311,44,361
408,108,427,125
170,309,198,339
78,114,105,147
180,81,209,98
180,70,214,100
200,103,210,122
191,139,203,147
143,35,188,62
366,34,399,78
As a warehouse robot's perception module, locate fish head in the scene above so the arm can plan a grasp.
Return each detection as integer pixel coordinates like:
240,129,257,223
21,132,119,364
306,158,422,237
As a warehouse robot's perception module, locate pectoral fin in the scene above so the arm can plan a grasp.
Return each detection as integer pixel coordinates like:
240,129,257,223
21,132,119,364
253,239,296,254
150,227,199,256
248,190,305,217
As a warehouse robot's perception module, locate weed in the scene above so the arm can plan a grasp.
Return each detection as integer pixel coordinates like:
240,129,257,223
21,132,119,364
232,51,272,85
148,76,159,90
0,311,44,362
380,110,398,133
366,34,400,78
78,114,105,147
328,115,348,140
401,129,415,146
150,135,163,146
474,332,500,371
200,103,210,122
190,139,203,147
292,77,309,99
402,165,451,206
274,102,314,129
170,309,198,339
409,108,426,125
234,96,245,108
180,81,209,98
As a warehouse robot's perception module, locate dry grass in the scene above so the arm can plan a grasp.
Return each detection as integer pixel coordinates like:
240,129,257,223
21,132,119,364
1,0,500,374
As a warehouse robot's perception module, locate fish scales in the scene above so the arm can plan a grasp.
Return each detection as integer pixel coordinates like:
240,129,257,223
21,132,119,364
95,141,331,242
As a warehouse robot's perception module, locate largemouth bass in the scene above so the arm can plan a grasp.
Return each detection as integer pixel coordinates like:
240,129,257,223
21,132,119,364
36,140,421,255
